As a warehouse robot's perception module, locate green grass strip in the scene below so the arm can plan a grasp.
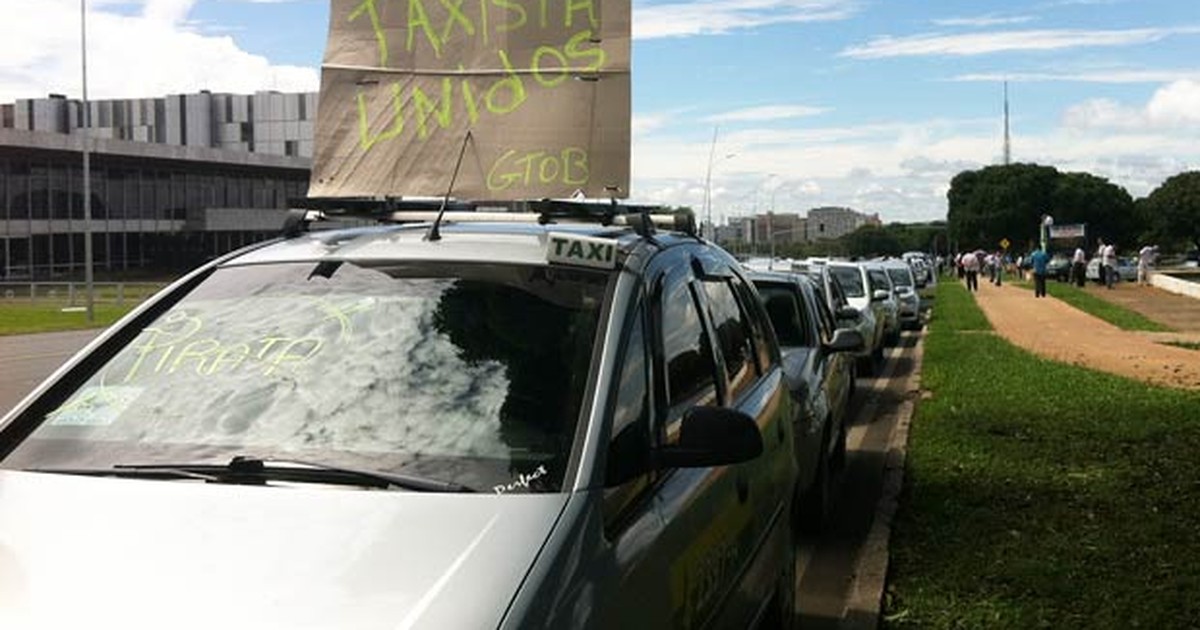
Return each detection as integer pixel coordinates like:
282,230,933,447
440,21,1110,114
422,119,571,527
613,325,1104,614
884,281,1200,629
1009,279,1172,332
0,303,134,336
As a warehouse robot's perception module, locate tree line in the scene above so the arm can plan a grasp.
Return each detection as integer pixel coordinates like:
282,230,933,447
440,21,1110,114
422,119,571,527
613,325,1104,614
742,165,1200,260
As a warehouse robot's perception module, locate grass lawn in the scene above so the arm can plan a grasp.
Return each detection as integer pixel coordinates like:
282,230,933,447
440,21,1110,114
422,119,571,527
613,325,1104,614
884,281,1200,629
0,303,134,335
1009,279,1172,332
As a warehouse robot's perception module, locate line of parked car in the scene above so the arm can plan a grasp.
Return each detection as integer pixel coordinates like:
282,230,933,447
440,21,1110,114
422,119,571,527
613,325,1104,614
0,202,936,629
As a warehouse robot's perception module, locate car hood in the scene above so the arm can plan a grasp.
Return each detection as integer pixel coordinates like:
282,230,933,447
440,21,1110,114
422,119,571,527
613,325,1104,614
0,470,567,630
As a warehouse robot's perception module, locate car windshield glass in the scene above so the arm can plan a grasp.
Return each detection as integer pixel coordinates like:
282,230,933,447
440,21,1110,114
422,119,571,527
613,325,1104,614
886,268,912,288
829,266,865,298
2,262,609,494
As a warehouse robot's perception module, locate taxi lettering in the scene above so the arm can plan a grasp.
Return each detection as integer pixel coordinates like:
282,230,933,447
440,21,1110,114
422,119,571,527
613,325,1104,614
547,232,617,269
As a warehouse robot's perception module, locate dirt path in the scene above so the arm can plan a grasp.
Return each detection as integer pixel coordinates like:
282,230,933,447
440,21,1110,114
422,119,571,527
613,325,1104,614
967,279,1200,390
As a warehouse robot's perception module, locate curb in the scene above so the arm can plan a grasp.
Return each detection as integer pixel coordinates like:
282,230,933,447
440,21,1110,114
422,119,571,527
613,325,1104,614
841,332,923,629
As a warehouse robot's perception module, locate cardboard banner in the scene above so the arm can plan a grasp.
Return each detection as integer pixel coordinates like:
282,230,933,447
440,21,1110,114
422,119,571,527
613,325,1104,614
309,0,631,200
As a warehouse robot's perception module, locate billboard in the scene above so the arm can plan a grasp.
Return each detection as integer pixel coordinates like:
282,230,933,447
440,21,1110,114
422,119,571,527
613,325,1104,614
309,0,631,200
1048,224,1086,239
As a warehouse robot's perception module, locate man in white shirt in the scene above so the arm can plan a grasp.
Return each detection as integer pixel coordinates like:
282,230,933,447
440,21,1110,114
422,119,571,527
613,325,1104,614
1137,245,1157,286
1101,242,1117,289
962,251,980,292
1072,246,1087,287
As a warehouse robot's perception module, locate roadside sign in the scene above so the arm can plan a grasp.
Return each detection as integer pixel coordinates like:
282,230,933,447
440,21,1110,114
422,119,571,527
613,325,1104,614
1048,224,1086,239
1000,238,1010,250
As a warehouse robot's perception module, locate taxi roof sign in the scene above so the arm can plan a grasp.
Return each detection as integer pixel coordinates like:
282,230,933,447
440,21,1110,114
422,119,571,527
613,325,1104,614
547,233,619,270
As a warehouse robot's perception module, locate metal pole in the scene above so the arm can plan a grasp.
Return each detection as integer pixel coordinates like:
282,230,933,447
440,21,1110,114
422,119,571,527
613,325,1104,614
81,0,94,322
703,126,718,240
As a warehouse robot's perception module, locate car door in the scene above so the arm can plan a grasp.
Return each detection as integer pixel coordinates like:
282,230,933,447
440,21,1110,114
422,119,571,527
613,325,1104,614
695,258,794,628
606,246,790,629
808,280,852,426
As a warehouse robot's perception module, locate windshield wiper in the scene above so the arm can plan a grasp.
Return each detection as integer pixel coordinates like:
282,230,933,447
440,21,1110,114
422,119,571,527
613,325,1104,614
30,455,476,493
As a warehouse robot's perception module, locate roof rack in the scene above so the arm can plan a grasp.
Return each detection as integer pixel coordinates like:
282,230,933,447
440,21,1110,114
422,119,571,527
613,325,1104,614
281,197,698,239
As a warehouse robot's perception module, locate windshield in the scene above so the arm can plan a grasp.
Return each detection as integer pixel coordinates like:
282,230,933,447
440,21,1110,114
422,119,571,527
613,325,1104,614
886,267,913,288
829,266,865,298
2,262,609,494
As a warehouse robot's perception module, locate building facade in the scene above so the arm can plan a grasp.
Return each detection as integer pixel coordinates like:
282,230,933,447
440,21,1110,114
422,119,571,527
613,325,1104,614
806,206,879,241
0,91,316,279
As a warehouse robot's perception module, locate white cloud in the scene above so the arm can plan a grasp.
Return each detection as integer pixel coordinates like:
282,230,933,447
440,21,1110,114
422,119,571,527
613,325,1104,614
0,0,317,103
840,26,1200,59
705,105,829,123
633,0,859,40
1063,80,1200,130
951,69,1200,83
932,15,1036,28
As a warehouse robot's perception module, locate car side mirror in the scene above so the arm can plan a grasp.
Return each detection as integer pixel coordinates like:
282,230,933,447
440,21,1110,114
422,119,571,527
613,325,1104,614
872,289,890,301
826,328,865,354
656,407,763,468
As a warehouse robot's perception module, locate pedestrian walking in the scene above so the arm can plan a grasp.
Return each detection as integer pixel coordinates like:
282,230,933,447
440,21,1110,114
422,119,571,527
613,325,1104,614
1137,245,1157,286
1030,247,1050,298
1102,241,1117,289
962,250,980,292
1095,239,1108,286
1072,246,1086,287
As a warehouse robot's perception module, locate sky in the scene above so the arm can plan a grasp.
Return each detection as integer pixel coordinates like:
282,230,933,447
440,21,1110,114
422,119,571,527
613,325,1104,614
2,0,1198,224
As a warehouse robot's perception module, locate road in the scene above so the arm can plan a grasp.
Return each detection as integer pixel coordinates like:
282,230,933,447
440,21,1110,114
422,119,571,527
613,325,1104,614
795,330,921,629
1,327,922,629
0,329,101,416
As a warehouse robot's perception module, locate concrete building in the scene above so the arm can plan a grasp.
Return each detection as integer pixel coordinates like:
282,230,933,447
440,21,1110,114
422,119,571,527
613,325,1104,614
753,213,806,246
806,206,880,241
0,91,316,279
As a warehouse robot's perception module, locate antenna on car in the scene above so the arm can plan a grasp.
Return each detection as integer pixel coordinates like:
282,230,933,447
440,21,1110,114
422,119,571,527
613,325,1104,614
425,130,474,242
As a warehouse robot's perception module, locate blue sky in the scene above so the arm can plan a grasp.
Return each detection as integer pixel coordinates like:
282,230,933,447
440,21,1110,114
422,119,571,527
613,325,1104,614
3,0,1199,223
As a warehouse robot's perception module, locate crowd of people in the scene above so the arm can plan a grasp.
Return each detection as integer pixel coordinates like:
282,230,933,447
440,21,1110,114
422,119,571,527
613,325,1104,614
949,239,1160,296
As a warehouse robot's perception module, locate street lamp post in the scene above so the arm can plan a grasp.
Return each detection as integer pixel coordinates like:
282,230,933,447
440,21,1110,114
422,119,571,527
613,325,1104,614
81,0,95,322
703,127,735,241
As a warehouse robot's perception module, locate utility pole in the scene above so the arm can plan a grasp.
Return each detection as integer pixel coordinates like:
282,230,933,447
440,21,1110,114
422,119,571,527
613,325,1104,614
81,0,95,322
1003,81,1011,166
703,126,718,240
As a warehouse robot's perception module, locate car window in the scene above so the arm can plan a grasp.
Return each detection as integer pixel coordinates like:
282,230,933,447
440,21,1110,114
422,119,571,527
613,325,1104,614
657,267,718,442
810,283,838,342
886,267,912,288
827,272,849,310
732,274,775,373
756,282,813,348
2,262,608,494
603,302,653,527
868,268,891,293
830,265,865,298
702,278,757,401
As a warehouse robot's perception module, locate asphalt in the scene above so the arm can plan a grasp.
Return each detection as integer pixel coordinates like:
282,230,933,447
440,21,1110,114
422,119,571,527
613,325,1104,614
795,330,924,629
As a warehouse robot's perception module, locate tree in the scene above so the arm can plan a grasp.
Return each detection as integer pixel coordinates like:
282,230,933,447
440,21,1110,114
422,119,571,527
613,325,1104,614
947,163,1136,253
947,163,1058,251
1142,171,1200,253
843,225,902,258
1050,172,1136,247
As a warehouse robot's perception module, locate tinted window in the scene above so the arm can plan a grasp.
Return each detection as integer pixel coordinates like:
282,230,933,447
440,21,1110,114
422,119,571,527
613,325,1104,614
830,266,865,297
703,279,756,400
606,304,650,488
757,283,813,347
868,268,891,292
3,262,607,494
810,283,838,342
659,270,718,435
886,267,913,288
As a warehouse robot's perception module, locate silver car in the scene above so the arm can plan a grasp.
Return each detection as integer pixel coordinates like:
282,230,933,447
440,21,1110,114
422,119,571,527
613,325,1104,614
880,259,922,330
0,204,799,629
